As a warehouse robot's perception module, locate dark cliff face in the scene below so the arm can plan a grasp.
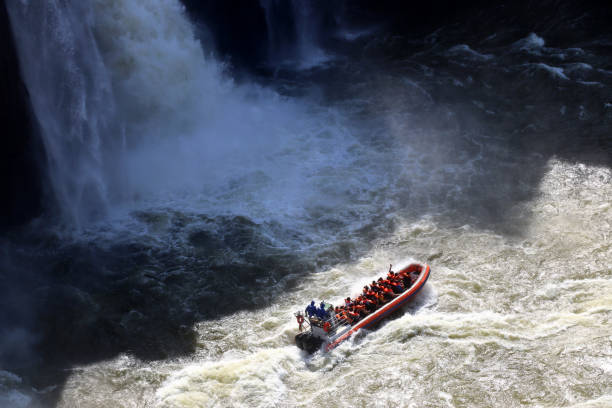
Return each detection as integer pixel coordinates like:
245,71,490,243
179,0,612,71
180,0,270,71
180,0,341,72
0,1,46,228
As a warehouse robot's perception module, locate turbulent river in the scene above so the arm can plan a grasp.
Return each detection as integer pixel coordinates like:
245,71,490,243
1,1,611,407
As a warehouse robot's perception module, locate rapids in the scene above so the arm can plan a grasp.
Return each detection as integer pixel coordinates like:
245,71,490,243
1,0,611,407
50,158,611,408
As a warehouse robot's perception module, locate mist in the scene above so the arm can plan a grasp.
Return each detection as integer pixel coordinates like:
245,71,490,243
1,0,611,406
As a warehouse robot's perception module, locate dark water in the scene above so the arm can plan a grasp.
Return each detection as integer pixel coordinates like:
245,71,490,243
1,1,611,407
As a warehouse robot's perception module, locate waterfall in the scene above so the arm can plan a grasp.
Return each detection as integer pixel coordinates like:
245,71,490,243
5,0,232,228
6,0,117,227
259,0,330,68
6,0,324,229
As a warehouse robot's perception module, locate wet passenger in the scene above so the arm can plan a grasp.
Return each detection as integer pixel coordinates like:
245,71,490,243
345,309,359,324
390,281,403,293
381,285,396,298
366,298,377,311
305,300,317,318
319,302,329,319
316,306,327,320
354,303,367,316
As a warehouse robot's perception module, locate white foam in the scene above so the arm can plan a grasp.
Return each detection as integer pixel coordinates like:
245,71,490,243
564,395,612,408
564,62,593,72
533,63,569,80
514,32,545,53
446,44,494,61
155,348,298,407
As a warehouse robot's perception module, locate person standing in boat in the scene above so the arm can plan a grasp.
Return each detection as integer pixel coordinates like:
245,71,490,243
316,302,329,320
305,300,317,318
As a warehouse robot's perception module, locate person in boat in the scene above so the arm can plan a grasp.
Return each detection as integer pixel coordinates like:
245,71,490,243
305,300,317,318
353,301,368,317
345,309,360,324
382,284,397,298
377,278,394,295
296,311,305,332
326,304,335,319
345,297,352,307
386,264,395,280
335,308,346,323
317,302,329,320
397,271,412,288
365,290,379,307
398,268,418,286
375,290,386,304
332,306,341,324
376,285,393,301
387,275,404,293
362,296,376,312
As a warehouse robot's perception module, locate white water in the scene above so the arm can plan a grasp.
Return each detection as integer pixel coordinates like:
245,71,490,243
6,0,116,227
7,0,360,234
50,158,612,408
4,0,612,407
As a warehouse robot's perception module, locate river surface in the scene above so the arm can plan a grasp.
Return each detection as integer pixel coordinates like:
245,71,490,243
1,1,611,407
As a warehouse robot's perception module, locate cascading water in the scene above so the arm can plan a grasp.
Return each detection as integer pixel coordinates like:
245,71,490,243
2,0,611,407
259,0,332,68
6,0,116,227
7,0,356,231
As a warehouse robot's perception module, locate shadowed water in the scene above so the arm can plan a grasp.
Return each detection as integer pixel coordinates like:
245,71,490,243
1,0,611,407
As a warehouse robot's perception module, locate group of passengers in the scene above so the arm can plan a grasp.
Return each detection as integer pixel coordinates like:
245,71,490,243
305,300,332,320
304,265,419,329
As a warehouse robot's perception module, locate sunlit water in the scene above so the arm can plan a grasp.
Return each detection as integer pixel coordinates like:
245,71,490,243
2,0,611,407
44,159,611,408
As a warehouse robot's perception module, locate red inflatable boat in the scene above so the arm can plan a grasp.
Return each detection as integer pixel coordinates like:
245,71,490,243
294,263,431,353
